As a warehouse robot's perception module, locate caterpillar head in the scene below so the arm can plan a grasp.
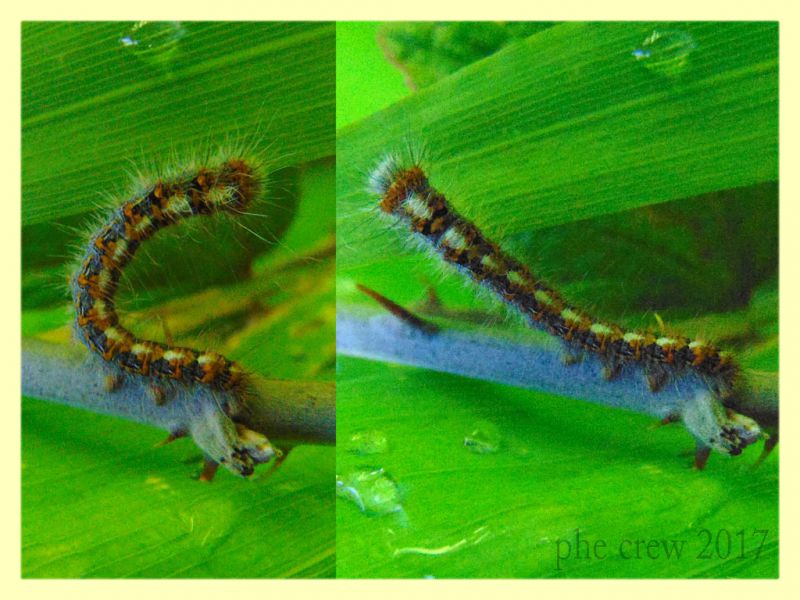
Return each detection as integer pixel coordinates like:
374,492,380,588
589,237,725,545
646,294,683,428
206,158,262,213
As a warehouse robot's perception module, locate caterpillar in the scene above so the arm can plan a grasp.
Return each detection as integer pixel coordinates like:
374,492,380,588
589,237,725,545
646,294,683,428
368,154,766,463
70,151,274,477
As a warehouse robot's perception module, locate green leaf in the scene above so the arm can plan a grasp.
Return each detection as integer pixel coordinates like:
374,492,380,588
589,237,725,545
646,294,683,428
378,21,556,89
336,22,410,129
337,22,777,276
23,397,334,578
23,21,335,309
336,356,777,578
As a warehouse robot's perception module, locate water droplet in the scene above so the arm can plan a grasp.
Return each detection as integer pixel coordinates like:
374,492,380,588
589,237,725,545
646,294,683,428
463,420,501,454
119,21,185,70
632,30,697,78
349,429,389,455
336,467,403,515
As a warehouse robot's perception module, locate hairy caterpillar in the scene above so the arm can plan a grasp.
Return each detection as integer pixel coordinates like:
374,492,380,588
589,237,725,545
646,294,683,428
368,154,766,463
70,151,275,477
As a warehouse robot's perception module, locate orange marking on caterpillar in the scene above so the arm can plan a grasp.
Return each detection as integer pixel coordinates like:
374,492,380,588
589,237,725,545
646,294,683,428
368,155,741,397
71,156,264,394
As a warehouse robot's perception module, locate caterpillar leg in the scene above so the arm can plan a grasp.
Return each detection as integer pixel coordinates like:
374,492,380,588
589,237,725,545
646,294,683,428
150,384,167,406
561,347,584,367
694,443,712,470
263,446,290,478
681,390,762,462
198,443,281,483
104,373,124,392
644,364,669,392
199,458,220,482
190,401,277,480
600,358,622,381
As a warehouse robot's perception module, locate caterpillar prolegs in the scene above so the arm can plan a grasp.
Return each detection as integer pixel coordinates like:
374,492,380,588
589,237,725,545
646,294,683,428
369,154,766,464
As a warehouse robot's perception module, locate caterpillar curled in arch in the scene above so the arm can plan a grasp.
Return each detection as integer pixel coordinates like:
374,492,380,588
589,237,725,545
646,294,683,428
368,153,765,464
70,152,275,477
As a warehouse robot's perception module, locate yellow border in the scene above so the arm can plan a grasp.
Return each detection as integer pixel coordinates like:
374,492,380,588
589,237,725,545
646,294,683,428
7,1,799,597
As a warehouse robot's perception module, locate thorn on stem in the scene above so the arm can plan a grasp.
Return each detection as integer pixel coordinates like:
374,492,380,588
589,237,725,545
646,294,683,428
753,433,778,468
648,413,681,430
264,447,290,478
155,429,187,448
356,283,439,334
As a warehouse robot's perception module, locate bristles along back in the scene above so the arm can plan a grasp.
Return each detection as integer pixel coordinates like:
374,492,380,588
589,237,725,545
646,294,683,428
372,160,740,398
71,157,261,391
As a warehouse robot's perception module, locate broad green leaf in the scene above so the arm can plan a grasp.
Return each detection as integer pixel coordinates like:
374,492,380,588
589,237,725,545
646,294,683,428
378,21,556,89
336,349,777,579
23,398,334,578
336,22,410,129
337,22,777,278
23,21,335,308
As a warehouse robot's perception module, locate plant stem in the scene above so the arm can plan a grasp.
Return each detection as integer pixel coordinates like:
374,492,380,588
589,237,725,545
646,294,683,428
336,309,777,445
22,338,335,474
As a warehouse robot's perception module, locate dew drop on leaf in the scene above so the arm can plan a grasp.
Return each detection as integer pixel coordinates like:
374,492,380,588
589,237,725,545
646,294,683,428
336,467,404,516
348,429,389,455
463,420,501,454
632,30,697,79
119,21,185,70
